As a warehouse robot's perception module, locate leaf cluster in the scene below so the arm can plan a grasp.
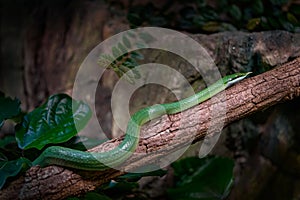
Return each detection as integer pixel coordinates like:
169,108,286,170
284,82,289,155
98,30,155,84
66,156,234,200
126,0,300,33
0,93,92,189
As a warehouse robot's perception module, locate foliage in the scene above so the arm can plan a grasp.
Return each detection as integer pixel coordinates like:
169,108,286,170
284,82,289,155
0,92,21,128
0,157,31,189
0,93,92,189
98,30,152,84
126,0,300,33
168,156,234,200
66,156,234,200
50,155,233,200
15,94,92,150
67,168,167,200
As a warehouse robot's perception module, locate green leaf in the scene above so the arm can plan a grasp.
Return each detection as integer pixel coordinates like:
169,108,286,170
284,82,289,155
278,15,294,31
122,35,131,48
124,58,138,68
126,30,136,38
0,92,21,128
202,21,222,32
193,15,205,26
130,51,144,60
251,0,264,15
0,152,8,167
138,32,155,43
99,54,115,63
287,13,298,24
246,18,261,30
229,4,242,21
168,156,234,200
118,64,130,73
112,46,122,58
202,9,219,21
260,16,271,30
118,65,136,84
0,136,16,149
135,42,147,49
15,94,92,150
202,22,237,32
0,157,31,189
123,58,141,79
117,42,127,55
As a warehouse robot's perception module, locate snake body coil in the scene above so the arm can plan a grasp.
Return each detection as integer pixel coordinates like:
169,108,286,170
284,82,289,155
33,72,251,170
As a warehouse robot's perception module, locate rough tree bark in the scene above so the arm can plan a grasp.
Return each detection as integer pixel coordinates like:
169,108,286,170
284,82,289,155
0,57,299,199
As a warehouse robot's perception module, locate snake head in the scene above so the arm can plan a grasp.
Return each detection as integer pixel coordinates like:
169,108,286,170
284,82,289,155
224,72,252,88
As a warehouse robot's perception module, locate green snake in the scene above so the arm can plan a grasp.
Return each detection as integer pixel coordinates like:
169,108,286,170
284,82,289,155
33,72,251,170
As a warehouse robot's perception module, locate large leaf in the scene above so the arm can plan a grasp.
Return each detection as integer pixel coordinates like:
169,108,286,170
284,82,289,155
228,4,242,21
0,92,21,128
0,157,31,189
0,152,8,166
15,94,92,150
0,136,16,149
168,156,234,200
101,181,139,197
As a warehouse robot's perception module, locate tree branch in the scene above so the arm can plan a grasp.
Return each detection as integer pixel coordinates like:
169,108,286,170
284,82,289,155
1,57,299,200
